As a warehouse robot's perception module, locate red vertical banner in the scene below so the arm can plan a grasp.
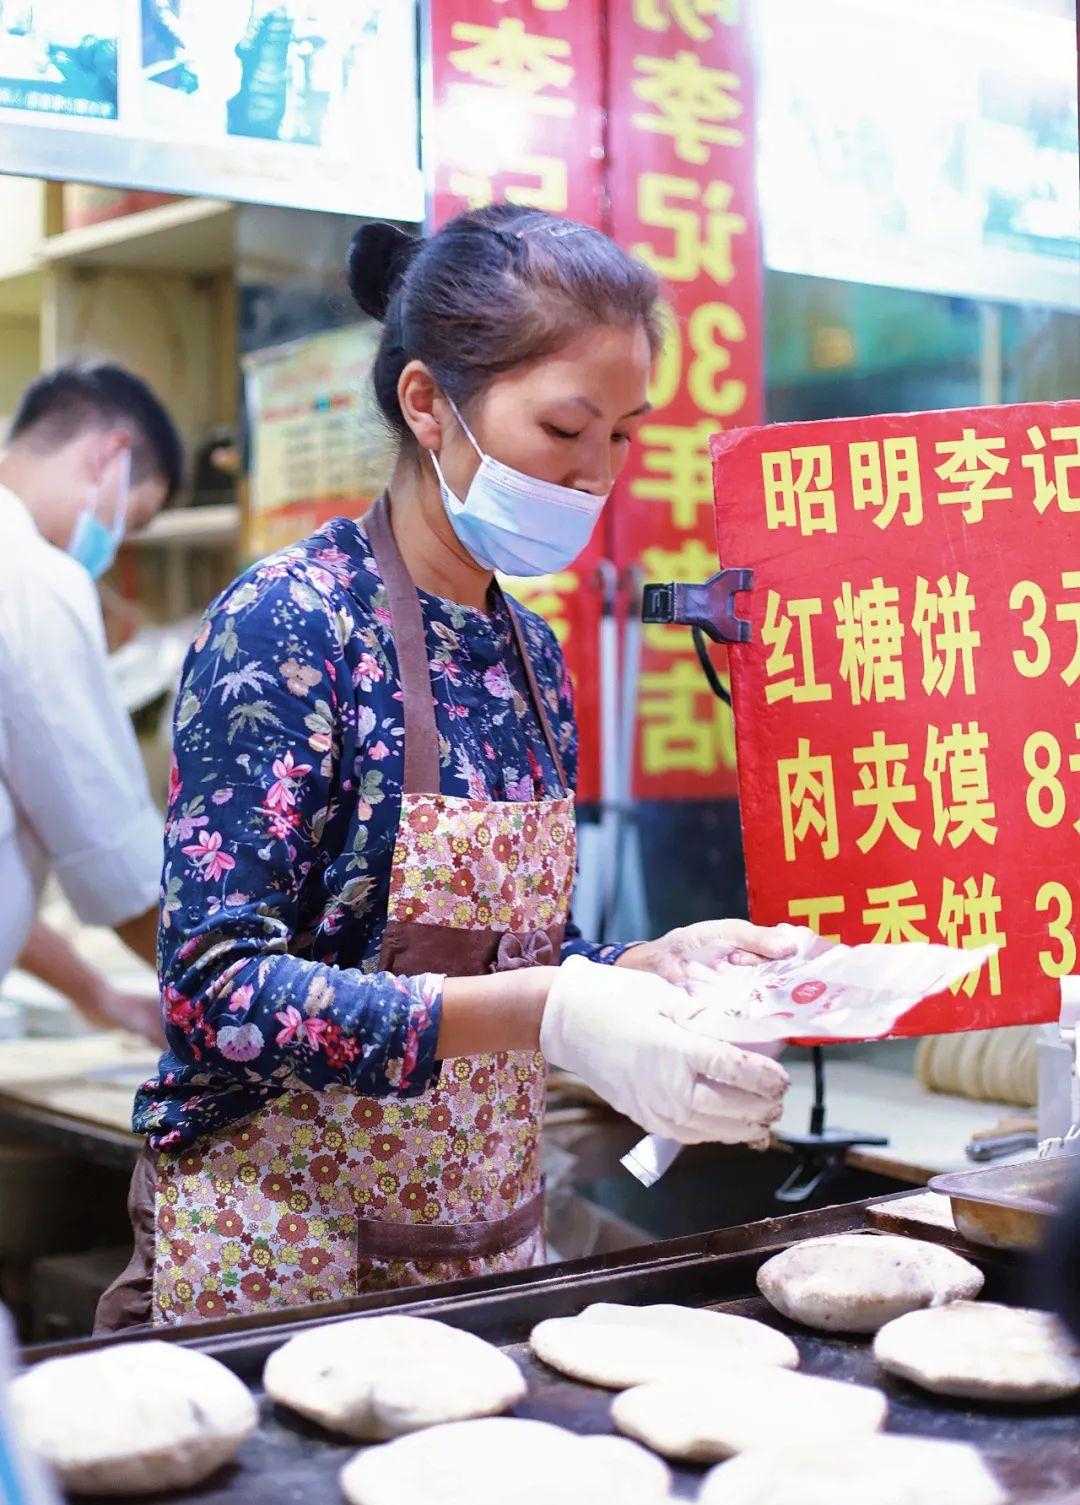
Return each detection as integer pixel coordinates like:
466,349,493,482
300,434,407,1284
606,1,763,800
426,0,608,801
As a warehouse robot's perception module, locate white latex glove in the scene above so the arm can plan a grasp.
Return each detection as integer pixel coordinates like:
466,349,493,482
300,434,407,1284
540,956,789,1147
623,919,798,989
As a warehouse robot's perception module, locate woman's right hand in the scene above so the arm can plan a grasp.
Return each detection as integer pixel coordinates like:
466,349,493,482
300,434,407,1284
539,956,788,1147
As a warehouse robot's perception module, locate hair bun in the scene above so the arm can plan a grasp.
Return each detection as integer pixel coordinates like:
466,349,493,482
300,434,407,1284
347,222,421,321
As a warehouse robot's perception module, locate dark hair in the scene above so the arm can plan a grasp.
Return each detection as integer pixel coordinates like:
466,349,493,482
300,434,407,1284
348,205,661,445
8,361,184,503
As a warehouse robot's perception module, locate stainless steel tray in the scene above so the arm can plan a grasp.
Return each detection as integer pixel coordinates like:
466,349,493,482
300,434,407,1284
929,1154,1076,1251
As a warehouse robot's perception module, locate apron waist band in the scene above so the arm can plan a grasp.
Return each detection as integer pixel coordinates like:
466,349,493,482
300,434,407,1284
356,1184,544,1260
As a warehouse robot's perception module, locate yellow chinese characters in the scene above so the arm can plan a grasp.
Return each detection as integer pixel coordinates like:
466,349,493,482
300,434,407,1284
777,739,839,862
787,894,845,941
913,573,980,697
852,732,919,854
862,881,930,944
924,722,997,847
634,175,745,284
1021,425,1080,514
834,578,905,706
449,19,573,111
762,591,830,705
633,0,739,40
934,429,1012,523
444,16,576,213
632,51,743,164
631,418,717,531
1009,572,1080,687
939,875,1005,996
849,437,923,529
638,659,735,776
762,445,837,536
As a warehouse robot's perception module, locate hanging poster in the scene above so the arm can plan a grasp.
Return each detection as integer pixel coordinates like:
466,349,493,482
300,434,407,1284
0,1,421,219
714,399,1080,1035
243,322,393,559
0,1,119,119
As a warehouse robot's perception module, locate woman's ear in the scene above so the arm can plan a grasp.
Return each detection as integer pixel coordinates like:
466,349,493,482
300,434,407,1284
397,361,444,453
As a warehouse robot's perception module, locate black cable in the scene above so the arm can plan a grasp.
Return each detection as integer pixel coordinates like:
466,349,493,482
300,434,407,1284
810,1046,826,1137
692,626,731,705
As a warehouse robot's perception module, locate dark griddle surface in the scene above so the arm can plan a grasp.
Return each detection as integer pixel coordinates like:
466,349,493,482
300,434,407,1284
32,1199,1080,1503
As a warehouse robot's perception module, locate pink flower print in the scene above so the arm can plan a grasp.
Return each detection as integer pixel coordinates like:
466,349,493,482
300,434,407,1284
274,1006,305,1047
266,750,312,812
504,771,533,802
181,830,236,882
228,984,255,1014
211,788,234,805
354,653,383,693
167,755,182,809
369,740,390,761
373,604,393,630
170,805,209,844
274,1007,328,1049
280,658,322,697
217,1023,264,1062
483,663,513,700
264,808,300,842
312,545,353,584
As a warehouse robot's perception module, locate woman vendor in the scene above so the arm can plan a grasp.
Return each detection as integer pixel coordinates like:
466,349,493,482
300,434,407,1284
98,206,791,1330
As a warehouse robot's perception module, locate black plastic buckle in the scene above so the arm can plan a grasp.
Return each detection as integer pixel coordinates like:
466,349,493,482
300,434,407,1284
641,568,754,645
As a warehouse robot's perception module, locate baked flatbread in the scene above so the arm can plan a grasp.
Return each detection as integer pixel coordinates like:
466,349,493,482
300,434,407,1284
611,1365,886,1462
530,1302,798,1389
756,1233,983,1333
9,1340,257,1496
698,1435,1006,1505
339,1417,671,1505
263,1315,525,1440
874,1300,1080,1402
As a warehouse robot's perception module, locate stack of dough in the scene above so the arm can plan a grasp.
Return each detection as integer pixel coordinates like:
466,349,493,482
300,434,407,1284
529,1301,798,1388
756,1233,984,1333
264,1315,526,1439
9,1340,257,1496
611,1365,886,1462
874,1301,1080,1402
697,1435,1006,1505
339,1417,671,1505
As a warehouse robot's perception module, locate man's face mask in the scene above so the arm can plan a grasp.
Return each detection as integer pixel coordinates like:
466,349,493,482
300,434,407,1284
68,448,131,581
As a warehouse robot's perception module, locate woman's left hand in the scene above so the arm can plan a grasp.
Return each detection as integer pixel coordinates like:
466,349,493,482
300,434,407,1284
617,920,797,989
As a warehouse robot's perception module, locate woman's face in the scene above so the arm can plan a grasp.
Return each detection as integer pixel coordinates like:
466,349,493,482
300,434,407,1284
437,320,653,501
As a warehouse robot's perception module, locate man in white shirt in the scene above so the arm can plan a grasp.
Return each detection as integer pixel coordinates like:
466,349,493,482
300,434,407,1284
0,363,184,1040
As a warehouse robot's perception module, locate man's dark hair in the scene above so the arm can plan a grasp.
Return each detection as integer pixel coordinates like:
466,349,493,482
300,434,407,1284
8,361,183,504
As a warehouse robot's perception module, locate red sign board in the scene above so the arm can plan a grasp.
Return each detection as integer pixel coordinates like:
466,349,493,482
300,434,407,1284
713,401,1080,1035
427,0,607,800
606,0,763,800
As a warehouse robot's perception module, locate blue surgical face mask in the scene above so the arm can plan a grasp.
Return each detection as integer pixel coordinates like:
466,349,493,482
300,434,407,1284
68,450,131,580
430,399,609,577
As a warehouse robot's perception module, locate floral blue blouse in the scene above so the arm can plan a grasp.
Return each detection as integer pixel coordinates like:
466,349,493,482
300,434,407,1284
134,515,623,1151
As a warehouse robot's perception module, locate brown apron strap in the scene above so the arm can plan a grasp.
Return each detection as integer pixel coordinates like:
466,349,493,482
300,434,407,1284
500,587,570,794
357,1183,544,1260
366,492,569,797
365,494,441,794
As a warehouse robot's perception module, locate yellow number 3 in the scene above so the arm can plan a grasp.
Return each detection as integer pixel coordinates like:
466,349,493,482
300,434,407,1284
1036,880,1077,977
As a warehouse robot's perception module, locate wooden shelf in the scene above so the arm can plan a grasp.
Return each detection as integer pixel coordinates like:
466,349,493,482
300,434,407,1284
39,199,234,276
0,261,43,319
127,502,239,548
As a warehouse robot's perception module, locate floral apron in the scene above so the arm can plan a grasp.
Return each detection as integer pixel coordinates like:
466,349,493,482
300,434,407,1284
97,495,575,1329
